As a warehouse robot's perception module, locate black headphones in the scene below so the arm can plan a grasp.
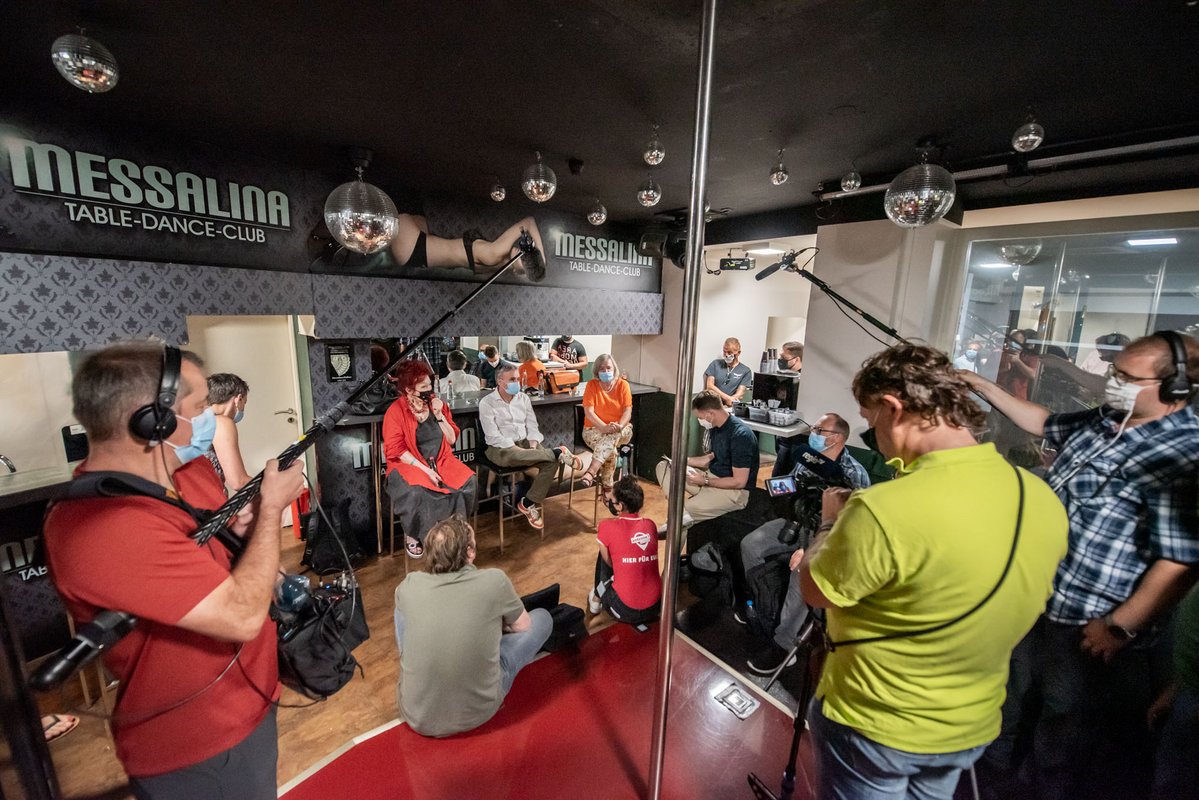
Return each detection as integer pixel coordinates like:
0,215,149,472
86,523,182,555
1153,330,1194,404
129,345,182,443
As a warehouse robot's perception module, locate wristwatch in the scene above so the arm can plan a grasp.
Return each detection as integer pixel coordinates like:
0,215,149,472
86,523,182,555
1103,613,1137,641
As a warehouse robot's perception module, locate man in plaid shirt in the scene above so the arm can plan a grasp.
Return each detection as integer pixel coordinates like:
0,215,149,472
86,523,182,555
962,331,1199,800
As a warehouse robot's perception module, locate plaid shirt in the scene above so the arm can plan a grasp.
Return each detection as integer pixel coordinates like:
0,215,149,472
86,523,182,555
1043,406,1199,625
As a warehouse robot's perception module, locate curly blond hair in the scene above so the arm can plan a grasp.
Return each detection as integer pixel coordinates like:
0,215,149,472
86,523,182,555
852,344,986,431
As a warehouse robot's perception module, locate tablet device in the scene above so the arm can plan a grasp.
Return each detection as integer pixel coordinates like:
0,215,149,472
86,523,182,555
766,475,797,497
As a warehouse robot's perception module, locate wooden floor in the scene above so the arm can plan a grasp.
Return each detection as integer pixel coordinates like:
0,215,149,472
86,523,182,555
27,473,684,799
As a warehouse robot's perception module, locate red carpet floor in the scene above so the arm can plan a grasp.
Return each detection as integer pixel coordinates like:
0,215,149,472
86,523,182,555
281,624,812,800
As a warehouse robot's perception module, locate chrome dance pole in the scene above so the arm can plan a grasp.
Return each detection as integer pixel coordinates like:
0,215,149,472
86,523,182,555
648,0,719,797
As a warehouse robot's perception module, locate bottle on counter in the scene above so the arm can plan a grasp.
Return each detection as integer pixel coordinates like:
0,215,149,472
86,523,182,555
447,378,455,399
760,350,770,374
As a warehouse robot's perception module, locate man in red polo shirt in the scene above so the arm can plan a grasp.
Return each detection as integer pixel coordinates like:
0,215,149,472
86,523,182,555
43,342,304,799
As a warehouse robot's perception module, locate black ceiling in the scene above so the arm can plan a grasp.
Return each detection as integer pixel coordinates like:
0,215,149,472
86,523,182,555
4,0,1199,227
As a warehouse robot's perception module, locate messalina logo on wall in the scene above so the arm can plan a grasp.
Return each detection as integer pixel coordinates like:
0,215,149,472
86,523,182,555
5,137,290,244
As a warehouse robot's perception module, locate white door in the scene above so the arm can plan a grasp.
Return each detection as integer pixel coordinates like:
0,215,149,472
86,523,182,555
185,315,304,521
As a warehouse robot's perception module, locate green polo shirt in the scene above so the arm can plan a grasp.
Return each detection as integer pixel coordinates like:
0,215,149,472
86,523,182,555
809,443,1067,753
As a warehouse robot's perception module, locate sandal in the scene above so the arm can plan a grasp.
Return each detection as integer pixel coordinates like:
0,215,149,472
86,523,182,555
43,714,79,744
405,537,424,559
579,471,597,489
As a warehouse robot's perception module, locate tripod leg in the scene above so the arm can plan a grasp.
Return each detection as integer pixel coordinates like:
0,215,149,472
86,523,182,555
763,642,801,693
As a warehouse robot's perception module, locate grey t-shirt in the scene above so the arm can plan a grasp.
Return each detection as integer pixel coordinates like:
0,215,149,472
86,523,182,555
703,358,753,398
394,565,525,736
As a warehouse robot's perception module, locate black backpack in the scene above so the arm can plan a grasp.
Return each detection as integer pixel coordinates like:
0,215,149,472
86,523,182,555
687,543,734,608
743,552,792,639
521,583,588,652
301,498,366,575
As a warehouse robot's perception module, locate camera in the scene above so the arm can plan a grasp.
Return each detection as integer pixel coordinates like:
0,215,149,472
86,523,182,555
776,472,831,549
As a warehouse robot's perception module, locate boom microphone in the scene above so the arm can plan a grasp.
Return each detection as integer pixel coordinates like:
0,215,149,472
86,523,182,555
755,250,796,281
29,611,137,691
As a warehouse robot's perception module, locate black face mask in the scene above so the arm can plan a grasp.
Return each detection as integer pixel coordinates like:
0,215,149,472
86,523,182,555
418,390,435,404
777,357,792,370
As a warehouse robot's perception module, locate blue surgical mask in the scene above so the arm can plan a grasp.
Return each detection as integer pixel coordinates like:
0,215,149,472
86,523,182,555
723,354,736,365
233,408,245,423
504,381,522,396
808,433,829,451
165,407,217,464
965,349,978,362
598,370,614,383
478,351,486,360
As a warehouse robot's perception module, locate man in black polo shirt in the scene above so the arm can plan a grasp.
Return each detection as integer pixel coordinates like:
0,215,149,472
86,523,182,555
655,390,759,525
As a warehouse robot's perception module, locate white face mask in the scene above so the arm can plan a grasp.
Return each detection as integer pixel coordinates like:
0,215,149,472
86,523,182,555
696,417,714,430
1104,377,1145,412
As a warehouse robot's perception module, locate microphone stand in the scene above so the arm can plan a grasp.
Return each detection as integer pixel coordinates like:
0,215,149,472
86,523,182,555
30,231,539,692
793,268,911,346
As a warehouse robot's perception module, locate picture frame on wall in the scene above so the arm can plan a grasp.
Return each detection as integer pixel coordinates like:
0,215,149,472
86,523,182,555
326,341,356,383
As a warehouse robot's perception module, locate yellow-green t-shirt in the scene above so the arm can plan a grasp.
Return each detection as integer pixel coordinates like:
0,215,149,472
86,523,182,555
808,443,1067,753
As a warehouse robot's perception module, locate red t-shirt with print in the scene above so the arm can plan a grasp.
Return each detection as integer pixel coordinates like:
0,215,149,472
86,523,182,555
597,515,662,610
43,458,279,777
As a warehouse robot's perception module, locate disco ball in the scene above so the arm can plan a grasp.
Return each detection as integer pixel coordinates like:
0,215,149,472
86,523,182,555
1011,121,1045,153
883,163,956,227
521,154,557,203
769,163,789,186
489,183,506,202
999,241,1042,266
840,170,862,192
644,131,665,166
323,177,399,255
637,178,662,207
587,200,608,226
51,33,119,93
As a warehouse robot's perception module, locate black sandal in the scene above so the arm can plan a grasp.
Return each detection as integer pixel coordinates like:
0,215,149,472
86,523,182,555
579,472,597,489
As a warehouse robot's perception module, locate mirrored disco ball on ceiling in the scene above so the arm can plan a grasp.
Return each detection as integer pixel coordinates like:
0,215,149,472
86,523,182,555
999,240,1042,266
769,163,789,186
644,132,665,166
883,163,956,227
840,170,862,192
637,178,662,207
1012,121,1045,153
521,155,557,203
587,200,608,226
489,183,506,202
323,178,399,255
51,33,119,93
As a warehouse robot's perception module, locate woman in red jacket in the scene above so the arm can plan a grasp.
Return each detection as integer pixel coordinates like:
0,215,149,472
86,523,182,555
383,360,477,558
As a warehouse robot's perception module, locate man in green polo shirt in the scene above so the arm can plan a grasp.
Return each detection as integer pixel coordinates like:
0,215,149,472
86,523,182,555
797,344,1067,800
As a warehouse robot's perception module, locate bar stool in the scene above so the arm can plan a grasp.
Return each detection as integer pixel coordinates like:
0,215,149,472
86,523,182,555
473,455,530,554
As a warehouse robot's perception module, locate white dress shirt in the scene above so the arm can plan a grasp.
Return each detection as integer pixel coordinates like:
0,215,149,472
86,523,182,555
445,369,482,391
478,389,542,449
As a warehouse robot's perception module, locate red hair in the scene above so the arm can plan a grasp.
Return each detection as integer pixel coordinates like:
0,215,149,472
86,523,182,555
394,358,434,393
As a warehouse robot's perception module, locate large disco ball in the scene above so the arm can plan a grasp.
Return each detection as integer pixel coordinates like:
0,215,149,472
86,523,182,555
51,33,119,93
521,157,557,203
999,241,1042,266
323,178,398,255
883,163,956,227
840,170,862,192
1011,121,1045,153
587,200,608,226
637,178,662,207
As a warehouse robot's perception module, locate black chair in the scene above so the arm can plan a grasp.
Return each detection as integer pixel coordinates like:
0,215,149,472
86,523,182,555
473,454,537,553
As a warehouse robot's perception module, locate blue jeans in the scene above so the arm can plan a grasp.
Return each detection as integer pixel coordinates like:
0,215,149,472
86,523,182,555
807,698,985,800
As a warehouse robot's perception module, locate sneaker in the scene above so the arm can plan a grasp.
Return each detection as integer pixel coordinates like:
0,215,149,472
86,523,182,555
587,589,602,615
517,498,544,530
746,643,797,676
732,607,748,625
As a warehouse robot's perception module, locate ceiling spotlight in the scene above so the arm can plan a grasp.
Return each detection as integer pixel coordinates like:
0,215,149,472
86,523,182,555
643,124,665,166
637,177,662,207
769,149,789,186
840,169,862,192
489,183,506,202
587,198,608,226
999,241,1043,266
51,31,119,93
323,164,398,255
1011,115,1045,153
883,157,956,228
521,151,557,203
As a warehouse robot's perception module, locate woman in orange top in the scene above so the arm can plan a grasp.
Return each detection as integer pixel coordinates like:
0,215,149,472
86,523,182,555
383,359,477,558
515,340,547,392
580,353,633,501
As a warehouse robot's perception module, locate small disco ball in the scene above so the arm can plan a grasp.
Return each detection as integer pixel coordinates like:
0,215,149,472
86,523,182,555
769,164,789,186
587,200,608,226
323,179,399,255
51,33,119,93
883,163,956,227
999,241,1042,266
521,159,557,203
637,178,662,207
489,183,506,202
643,136,665,166
1011,121,1045,153
840,170,862,192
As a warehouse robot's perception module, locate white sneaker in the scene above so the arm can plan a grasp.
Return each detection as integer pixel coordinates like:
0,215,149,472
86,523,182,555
587,589,602,615
656,512,695,536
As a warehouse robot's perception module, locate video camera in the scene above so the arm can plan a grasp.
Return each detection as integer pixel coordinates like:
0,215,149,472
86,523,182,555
764,444,849,550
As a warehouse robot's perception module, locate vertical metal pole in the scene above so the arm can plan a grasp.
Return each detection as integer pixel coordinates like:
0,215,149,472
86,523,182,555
648,0,719,797
1146,256,1168,334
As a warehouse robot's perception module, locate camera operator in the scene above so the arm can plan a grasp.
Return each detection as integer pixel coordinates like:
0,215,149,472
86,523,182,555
796,344,1067,800
962,331,1199,800
739,412,871,674
43,341,305,800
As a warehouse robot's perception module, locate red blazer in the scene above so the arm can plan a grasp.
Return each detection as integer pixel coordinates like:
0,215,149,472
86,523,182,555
382,400,475,493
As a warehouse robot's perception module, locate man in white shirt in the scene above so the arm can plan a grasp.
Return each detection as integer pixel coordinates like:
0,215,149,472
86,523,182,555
445,350,482,392
479,362,576,529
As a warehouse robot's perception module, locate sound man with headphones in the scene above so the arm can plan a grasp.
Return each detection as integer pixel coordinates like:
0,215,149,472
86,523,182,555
42,341,305,800
961,331,1199,800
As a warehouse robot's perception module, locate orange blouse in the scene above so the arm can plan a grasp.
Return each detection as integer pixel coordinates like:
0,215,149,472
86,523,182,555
519,359,546,391
582,377,632,427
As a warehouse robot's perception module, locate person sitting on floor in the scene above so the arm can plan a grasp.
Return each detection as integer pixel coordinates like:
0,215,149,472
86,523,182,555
588,476,662,626
393,516,552,737
382,359,478,559
444,349,482,393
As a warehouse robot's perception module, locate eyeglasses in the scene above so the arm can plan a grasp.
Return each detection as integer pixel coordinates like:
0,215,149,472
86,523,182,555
810,427,842,437
1107,365,1161,386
